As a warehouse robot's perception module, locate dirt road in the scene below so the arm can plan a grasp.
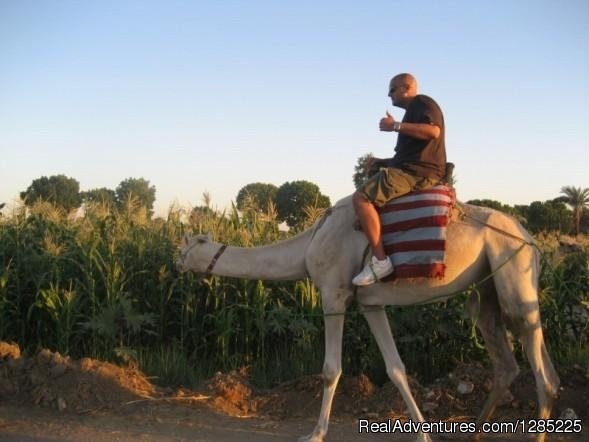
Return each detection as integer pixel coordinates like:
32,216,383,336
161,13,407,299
0,402,418,442
0,402,583,442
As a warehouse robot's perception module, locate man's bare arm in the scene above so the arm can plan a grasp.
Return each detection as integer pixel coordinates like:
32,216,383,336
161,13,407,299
395,122,440,140
379,112,440,140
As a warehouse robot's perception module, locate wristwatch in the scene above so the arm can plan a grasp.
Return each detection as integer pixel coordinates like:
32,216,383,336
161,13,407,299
393,122,401,132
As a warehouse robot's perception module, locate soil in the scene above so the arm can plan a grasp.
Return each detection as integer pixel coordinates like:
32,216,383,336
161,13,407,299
0,341,587,441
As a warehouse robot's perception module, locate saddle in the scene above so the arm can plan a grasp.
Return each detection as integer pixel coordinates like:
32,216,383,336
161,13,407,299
379,183,455,280
356,163,456,280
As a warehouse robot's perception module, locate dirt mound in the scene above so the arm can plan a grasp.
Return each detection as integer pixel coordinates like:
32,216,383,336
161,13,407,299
257,374,323,419
0,342,156,413
1,341,586,426
0,341,21,360
211,361,587,424
206,370,258,416
201,371,383,419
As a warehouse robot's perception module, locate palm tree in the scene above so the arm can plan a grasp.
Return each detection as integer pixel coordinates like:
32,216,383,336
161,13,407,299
560,186,589,236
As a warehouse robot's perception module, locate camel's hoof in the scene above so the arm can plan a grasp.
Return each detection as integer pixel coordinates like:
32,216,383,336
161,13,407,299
416,433,433,442
298,432,324,442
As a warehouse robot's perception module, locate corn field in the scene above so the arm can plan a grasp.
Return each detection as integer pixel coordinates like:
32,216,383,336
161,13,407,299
0,199,587,388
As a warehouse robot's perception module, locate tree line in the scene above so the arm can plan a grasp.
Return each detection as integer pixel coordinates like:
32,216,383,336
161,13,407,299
14,174,332,230
19,175,157,216
465,185,589,236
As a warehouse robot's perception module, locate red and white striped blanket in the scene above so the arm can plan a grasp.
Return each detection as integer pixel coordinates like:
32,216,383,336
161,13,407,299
378,184,455,280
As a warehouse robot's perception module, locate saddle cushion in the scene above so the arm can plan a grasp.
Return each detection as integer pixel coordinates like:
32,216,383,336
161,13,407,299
378,184,455,280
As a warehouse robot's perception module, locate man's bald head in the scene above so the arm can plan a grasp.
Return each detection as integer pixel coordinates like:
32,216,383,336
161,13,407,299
388,73,418,108
390,73,417,93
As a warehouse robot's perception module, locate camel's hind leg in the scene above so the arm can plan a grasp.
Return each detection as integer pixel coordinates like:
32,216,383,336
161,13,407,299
506,309,560,442
488,242,560,442
516,315,560,417
467,282,520,430
360,305,431,442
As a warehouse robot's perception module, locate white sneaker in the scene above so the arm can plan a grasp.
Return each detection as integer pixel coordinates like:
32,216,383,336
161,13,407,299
352,256,394,286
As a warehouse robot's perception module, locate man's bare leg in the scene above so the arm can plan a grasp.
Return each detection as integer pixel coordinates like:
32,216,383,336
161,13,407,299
352,191,386,260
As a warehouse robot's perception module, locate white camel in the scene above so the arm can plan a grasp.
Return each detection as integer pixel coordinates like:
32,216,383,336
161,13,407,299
177,195,559,442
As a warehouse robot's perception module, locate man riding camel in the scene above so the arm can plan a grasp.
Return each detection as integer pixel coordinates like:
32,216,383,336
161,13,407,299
352,73,447,286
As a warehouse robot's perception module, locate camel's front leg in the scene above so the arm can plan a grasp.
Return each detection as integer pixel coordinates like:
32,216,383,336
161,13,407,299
360,305,432,442
299,294,347,442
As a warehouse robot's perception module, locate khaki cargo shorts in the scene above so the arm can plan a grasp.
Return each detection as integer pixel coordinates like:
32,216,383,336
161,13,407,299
359,167,438,207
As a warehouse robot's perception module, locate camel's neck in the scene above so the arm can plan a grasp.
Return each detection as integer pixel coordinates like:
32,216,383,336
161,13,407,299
201,229,313,281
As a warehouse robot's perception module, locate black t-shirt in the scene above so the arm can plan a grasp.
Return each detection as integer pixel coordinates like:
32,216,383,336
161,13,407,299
388,94,446,180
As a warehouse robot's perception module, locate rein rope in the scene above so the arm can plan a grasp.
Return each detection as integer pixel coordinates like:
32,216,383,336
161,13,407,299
185,202,545,320
204,244,228,277
337,203,538,318
337,241,529,318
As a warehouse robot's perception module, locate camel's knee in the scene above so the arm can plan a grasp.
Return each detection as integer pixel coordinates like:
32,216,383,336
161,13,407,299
386,364,408,387
504,305,542,334
544,382,559,402
541,356,560,401
538,373,559,407
548,374,560,399
322,363,342,388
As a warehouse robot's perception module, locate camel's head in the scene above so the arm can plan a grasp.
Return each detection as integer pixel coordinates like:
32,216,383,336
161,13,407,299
176,233,213,273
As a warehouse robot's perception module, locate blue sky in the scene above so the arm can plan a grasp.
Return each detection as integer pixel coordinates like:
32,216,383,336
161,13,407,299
1,1,588,216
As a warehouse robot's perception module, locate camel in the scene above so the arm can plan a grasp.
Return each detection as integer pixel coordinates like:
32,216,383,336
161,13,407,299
177,195,560,442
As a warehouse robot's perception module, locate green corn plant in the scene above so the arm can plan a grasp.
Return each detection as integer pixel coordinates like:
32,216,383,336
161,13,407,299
30,280,84,354
84,292,156,355
1,194,587,389
137,343,203,387
0,261,16,339
539,249,589,365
